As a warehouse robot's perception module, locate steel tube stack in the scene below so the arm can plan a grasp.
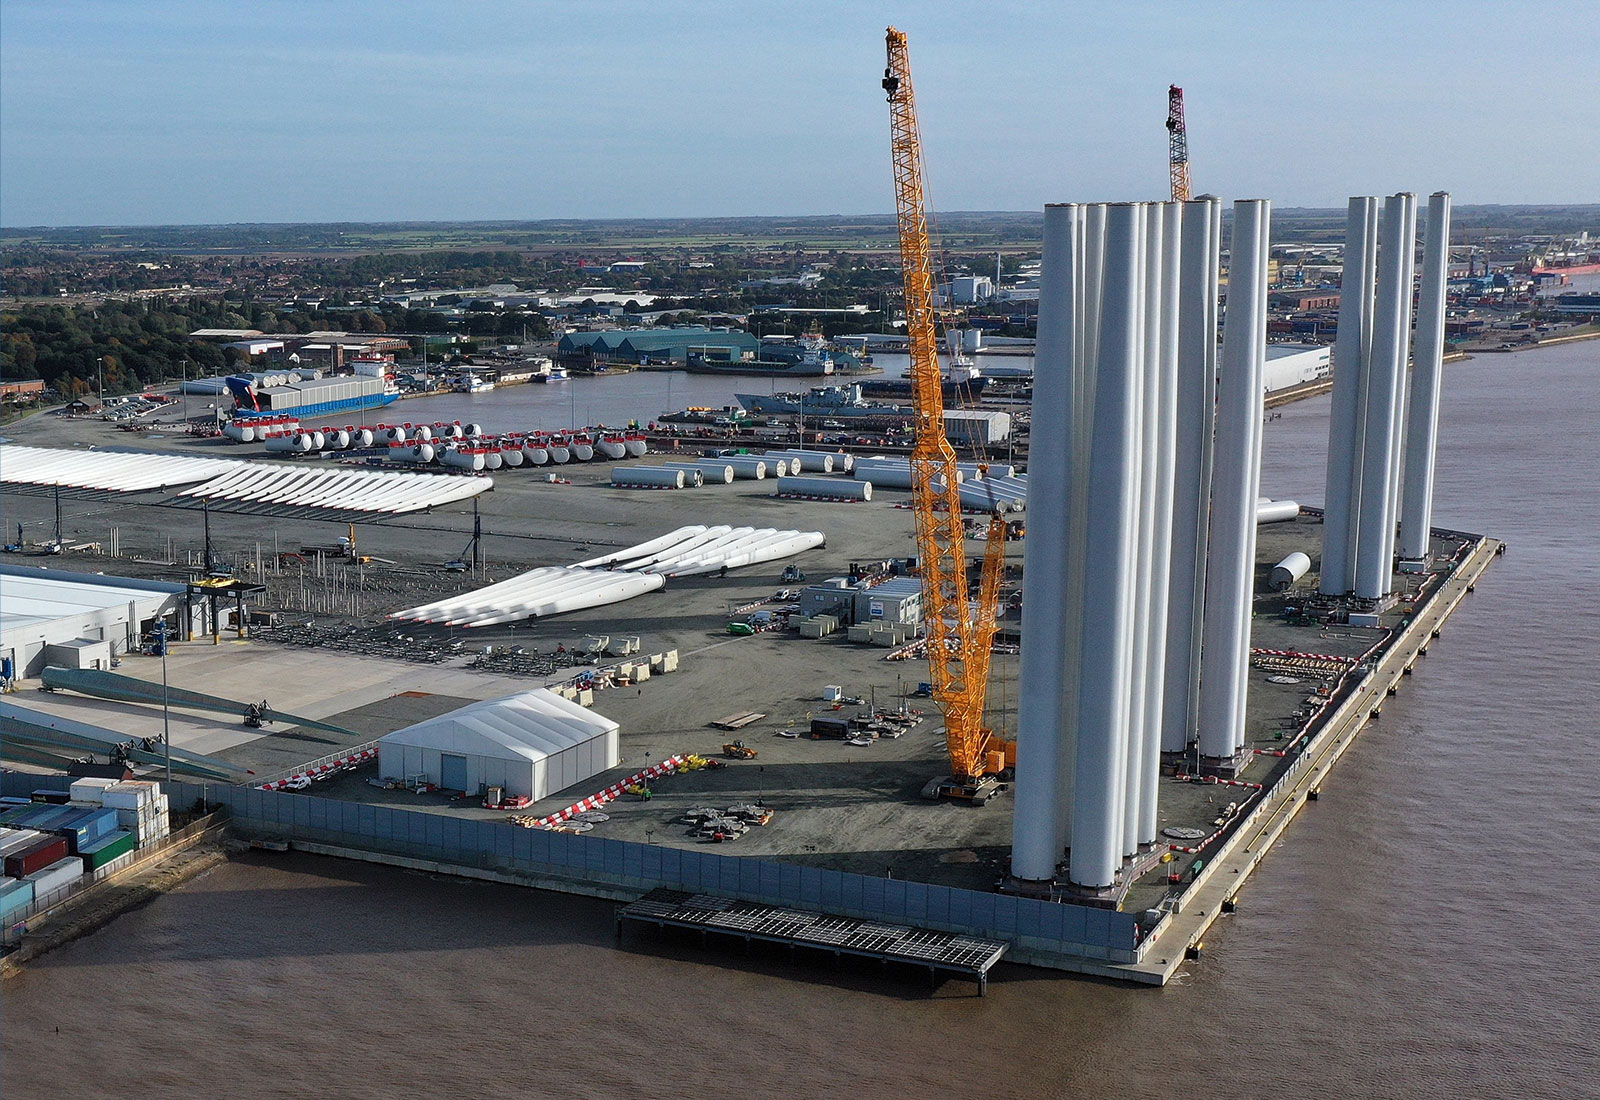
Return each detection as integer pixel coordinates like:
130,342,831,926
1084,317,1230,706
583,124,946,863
1196,199,1271,762
1398,192,1452,562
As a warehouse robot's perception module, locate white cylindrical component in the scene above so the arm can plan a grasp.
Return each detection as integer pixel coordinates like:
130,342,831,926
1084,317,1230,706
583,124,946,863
1012,203,1081,884
351,428,374,448
596,436,627,460
500,444,524,467
572,439,596,462
548,441,572,463
1122,203,1160,857
623,435,648,458
1256,499,1300,524
390,443,435,464
523,442,549,465
1354,194,1417,599
772,450,835,474
852,459,963,490
1137,200,1182,846
1382,194,1419,571
664,461,734,484
463,423,483,438
651,464,704,486
1160,196,1221,755
413,424,433,442
723,457,767,479
1269,552,1312,591
773,476,870,501
483,449,503,471
264,432,309,453
1320,197,1379,595
382,425,407,444
1196,199,1271,762
1068,203,1142,891
441,447,484,471
1399,192,1452,562
611,466,686,489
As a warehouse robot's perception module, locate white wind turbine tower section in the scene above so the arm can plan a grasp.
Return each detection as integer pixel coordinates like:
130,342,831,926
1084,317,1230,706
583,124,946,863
1354,193,1418,599
1068,202,1145,890
1160,197,1221,755
1320,197,1380,596
1196,199,1271,762
1398,192,1453,562
1010,203,1086,885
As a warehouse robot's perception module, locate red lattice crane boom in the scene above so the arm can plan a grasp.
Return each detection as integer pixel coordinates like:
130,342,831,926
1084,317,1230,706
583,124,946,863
883,27,1008,792
1167,84,1192,203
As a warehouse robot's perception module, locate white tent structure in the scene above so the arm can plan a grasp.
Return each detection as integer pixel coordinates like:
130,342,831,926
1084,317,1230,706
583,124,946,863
378,689,619,800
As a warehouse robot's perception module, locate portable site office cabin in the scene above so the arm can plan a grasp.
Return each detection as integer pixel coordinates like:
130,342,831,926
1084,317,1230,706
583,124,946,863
378,689,620,801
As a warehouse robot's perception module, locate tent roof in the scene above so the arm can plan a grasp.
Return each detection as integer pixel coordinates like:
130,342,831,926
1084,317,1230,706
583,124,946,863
379,688,617,764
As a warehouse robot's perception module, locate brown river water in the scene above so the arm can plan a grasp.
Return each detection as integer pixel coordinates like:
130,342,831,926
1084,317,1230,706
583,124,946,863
4,342,1597,1098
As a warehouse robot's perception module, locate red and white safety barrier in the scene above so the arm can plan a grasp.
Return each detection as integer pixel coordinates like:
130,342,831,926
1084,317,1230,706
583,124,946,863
533,754,689,826
258,746,379,791
1250,647,1355,664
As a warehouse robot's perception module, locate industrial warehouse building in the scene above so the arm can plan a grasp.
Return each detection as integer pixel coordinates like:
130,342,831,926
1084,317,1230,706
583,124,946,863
0,566,192,680
557,326,759,367
378,689,620,800
1263,343,1331,392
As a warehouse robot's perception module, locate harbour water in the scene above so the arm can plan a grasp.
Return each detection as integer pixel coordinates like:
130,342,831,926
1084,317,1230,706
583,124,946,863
2,342,1594,1097
390,351,1023,433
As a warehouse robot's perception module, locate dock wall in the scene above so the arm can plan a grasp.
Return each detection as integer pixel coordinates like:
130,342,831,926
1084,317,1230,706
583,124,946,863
6,773,1145,976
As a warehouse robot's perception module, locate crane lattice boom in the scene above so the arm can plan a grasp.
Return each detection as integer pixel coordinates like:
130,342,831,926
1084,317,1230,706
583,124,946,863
1167,84,1191,203
883,27,1006,784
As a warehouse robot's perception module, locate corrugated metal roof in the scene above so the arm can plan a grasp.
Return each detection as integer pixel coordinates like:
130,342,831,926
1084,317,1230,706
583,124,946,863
380,689,618,762
0,566,183,639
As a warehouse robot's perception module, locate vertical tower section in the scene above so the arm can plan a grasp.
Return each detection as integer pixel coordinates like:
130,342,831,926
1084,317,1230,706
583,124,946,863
1160,197,1220,755
1320,197,1380,595
1354,193,1418,600
1398,192,1453,562
1196,199,1271,763
1011,203,1085,884
1068,203,1146,890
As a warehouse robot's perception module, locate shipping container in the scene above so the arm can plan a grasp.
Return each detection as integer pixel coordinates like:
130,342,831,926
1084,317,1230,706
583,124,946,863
32,789,71,805
0,878,34,918
6,835,70,878
100,782,160,811
810,717,851,739
0,828,47,859
24,855,85,898
79,829,136,871
69,778,120,805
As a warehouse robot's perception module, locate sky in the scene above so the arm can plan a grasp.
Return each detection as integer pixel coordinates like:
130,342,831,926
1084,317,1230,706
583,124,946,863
1,1,1594,227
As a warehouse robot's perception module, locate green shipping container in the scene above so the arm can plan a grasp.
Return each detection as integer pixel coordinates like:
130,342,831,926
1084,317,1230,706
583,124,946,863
79,829,135,871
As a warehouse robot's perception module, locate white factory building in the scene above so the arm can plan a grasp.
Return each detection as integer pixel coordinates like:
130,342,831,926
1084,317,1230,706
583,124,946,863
1263,343,1331,393
0,565,192,680
378,689,621,800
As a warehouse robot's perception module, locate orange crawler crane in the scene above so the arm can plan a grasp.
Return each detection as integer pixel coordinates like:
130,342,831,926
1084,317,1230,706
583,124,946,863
1167,84,1192,203
882,27,1010,804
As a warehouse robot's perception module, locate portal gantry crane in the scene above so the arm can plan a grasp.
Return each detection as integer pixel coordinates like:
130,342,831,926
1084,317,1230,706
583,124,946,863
1167,84,1192,203
882,27,1009,803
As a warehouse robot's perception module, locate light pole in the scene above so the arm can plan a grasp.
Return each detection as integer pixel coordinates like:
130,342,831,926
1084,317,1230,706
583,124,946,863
97,356,104,402
156,622,172,782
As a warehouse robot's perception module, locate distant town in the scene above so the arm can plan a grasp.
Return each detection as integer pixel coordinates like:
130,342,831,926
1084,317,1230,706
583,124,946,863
2,207,1596,412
